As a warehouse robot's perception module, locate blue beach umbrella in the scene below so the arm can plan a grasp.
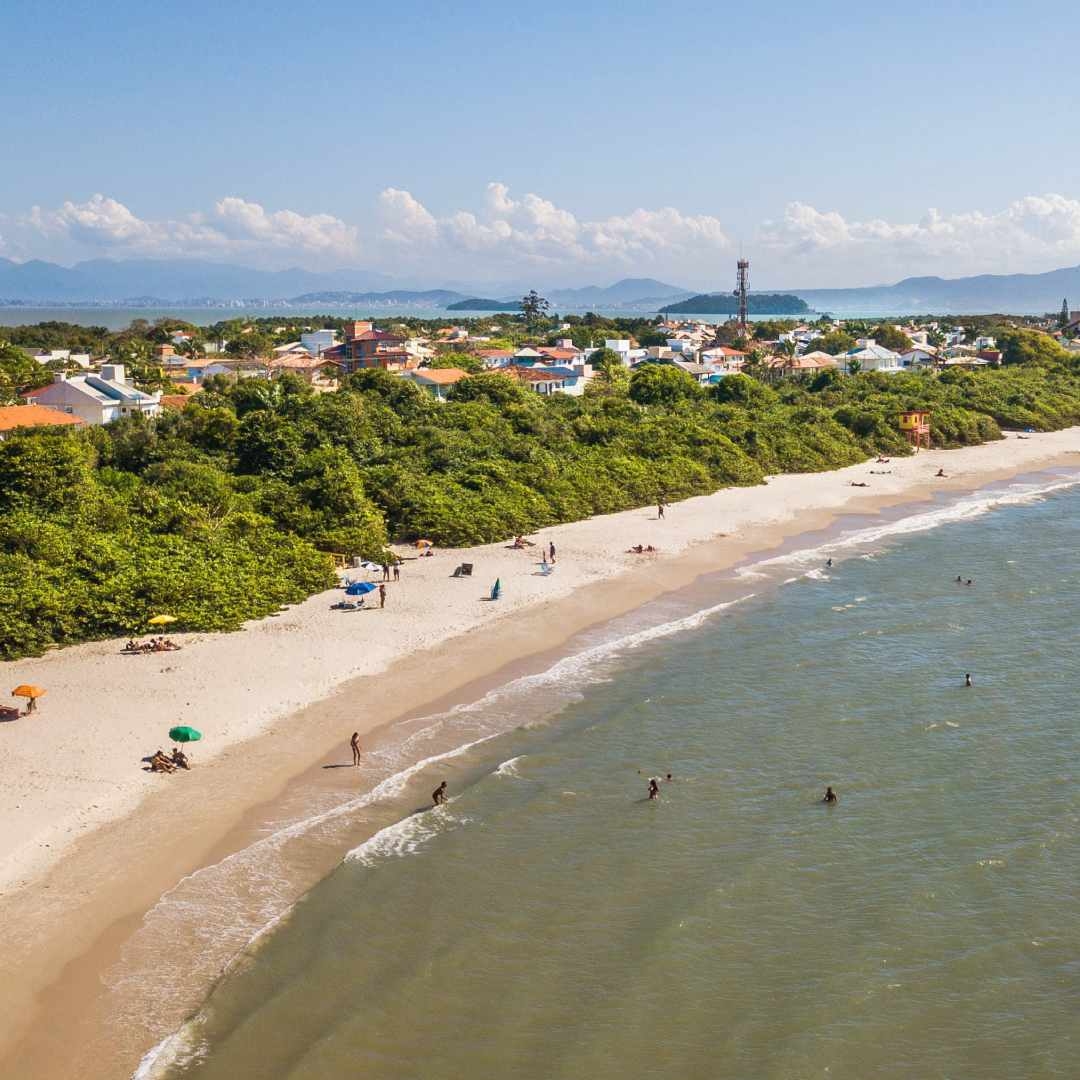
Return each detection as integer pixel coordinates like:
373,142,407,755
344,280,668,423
346,581,377,596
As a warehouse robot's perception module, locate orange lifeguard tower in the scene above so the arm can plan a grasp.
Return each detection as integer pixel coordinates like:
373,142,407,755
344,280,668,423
899,409,931,449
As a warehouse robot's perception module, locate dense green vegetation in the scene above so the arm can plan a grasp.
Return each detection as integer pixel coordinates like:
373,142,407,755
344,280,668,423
2,320,1079,659
660,293,810,315
446,298,522,312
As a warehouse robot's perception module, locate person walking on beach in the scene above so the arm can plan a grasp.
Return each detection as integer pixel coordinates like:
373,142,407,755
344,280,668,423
432,780,448,806
393,562,400,582
549,541,556,564
657,501,665,520
350,731,362,767
382,562,391,582
379,583,387,609
823,786,838,804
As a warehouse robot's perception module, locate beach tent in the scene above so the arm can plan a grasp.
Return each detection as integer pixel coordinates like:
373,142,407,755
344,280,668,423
346,581,377,596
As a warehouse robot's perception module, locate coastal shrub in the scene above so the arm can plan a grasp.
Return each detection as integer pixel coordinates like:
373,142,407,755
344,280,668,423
6,329,1080,660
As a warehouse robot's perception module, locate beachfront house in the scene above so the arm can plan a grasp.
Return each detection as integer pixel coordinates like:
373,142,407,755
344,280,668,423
700,346,746,374
399,368,470,401
0,404,86,440
503,365,576,395
898,347,937,369
300,329,339,357
26,365,161,425
845,340,903,373
324,323,416,374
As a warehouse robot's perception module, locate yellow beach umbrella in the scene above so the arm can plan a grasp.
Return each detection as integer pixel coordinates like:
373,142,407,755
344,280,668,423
148,614,178,626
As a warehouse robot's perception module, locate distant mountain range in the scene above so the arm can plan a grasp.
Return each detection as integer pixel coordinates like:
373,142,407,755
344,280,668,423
0,258,398,304
788,266,1080,315
1,257,1077,315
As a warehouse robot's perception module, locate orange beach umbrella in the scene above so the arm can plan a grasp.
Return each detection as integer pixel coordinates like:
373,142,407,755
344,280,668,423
12,685,45,700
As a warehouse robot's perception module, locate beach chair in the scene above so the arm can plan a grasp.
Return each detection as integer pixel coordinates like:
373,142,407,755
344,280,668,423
452,562,474,578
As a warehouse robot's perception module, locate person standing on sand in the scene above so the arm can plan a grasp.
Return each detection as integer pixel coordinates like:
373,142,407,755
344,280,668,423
382,562,391,582
658,502,665,519
379,583,387,609
351,731,361,766
549,541,556,564
393,562,401,582
432,781,448,806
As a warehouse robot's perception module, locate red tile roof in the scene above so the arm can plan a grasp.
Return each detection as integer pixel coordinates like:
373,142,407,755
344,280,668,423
0,405,85,432
413,367,470,384
504,365,564,383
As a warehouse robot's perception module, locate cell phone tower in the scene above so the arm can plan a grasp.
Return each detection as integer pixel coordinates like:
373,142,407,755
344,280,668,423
734,258,750,328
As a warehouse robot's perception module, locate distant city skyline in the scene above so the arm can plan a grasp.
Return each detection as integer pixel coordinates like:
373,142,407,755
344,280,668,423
3,0,1079,289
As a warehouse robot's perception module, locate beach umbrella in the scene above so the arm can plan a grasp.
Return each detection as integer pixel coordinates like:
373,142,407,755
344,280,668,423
345,581,377,596
148,614,178,626
12,684,46,713
168,725,202,744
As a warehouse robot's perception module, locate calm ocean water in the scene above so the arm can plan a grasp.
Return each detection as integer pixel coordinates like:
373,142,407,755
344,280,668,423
0,306,834,330
135,476,1080,1080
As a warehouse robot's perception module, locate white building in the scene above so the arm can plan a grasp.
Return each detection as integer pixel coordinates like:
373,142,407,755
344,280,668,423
28,365,161,425
300,329,339,357
845,341,903,373
603,339,633,365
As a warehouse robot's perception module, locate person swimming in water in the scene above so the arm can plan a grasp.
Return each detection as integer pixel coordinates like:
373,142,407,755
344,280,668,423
823,786,838,804
432,780,448,806
648,778,661,800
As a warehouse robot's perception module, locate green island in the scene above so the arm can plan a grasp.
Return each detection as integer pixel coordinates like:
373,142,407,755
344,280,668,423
446,298,523,312
660,293,810,315
2,313,1078,660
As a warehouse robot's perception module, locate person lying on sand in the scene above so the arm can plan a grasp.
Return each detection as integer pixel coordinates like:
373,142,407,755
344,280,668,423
876,456,890,463
149,750,175,774
850,481,869,487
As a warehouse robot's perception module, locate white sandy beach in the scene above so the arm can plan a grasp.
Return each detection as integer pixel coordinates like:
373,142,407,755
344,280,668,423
2,430,1079,899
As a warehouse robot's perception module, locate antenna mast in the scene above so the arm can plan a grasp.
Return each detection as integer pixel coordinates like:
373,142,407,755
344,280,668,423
734,257,750,329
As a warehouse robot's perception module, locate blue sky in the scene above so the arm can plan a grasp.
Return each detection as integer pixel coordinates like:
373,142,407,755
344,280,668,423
2,0,1079,288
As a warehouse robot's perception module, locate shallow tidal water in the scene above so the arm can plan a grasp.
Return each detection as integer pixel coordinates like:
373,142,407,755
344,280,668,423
140,475,1080,1080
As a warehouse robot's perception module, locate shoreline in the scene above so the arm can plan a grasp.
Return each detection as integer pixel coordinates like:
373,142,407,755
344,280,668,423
3,430,1080,1077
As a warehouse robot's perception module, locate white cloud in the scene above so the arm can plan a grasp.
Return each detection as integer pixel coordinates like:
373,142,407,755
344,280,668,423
761,194,1080,275
378,181,730,269
27,193,359,261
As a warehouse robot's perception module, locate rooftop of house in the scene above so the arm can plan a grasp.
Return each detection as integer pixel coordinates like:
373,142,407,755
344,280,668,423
503,365,565,383
0,404,86,432
410,367,470,384
351,329,405,343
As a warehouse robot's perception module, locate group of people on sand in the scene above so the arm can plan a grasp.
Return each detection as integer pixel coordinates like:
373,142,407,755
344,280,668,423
125,637,180,654
148,747,189,773
627,544,658,555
